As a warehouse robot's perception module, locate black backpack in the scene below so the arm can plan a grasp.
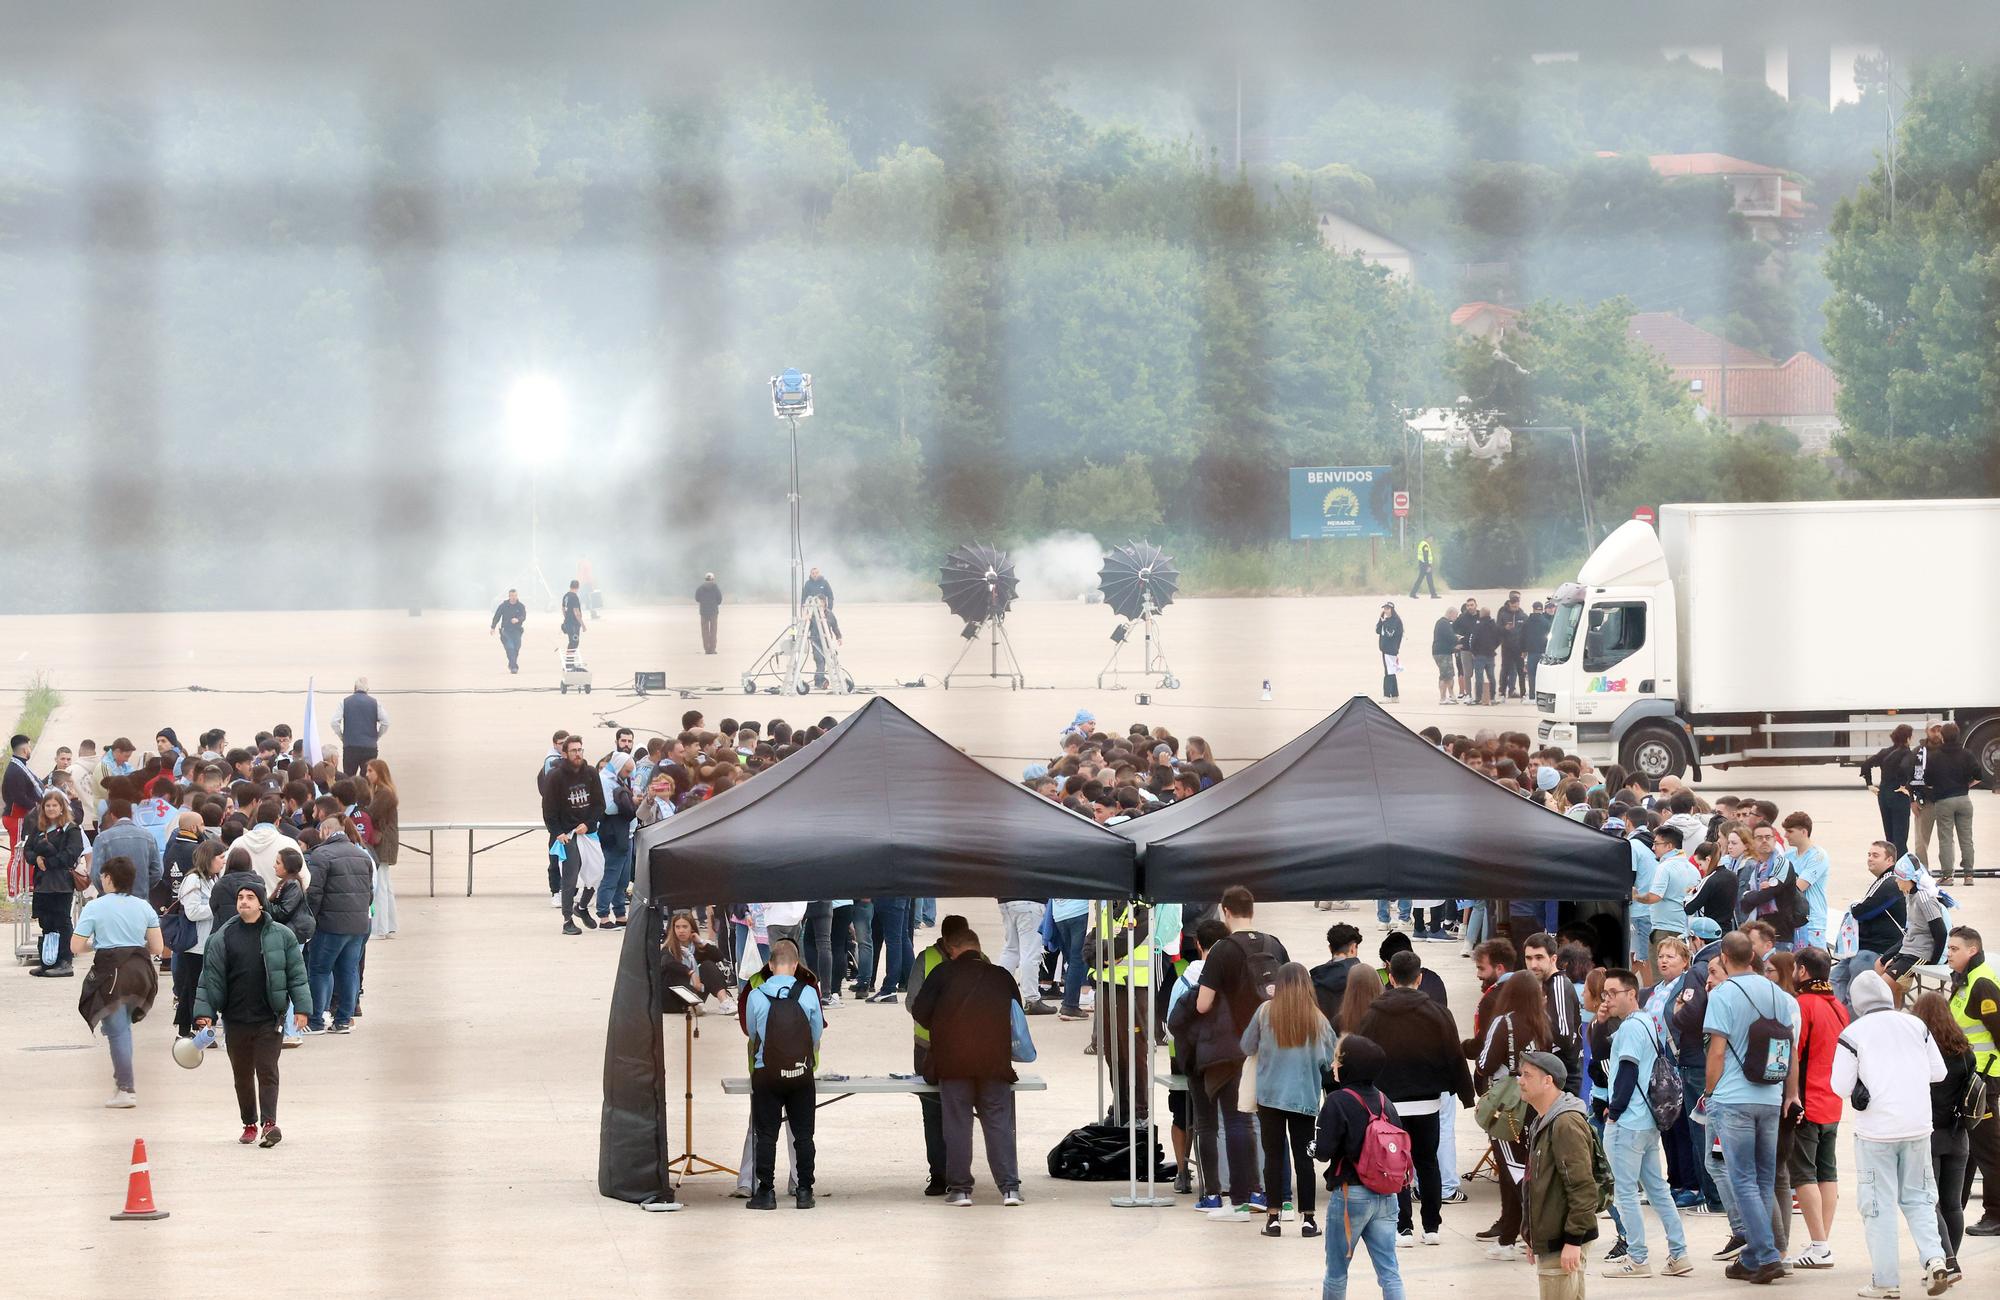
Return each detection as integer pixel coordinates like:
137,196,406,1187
759,983,814,1078
1643,1020,1685,1129
1721,978,1793,1086
1228,931,1283,1003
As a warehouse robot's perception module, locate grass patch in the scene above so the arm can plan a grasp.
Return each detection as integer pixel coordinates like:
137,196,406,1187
12,672,61,744
1172,539,1410,598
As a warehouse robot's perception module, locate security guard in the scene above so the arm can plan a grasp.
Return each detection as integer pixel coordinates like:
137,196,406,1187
1948,925,2000,1236
1409,534,1440,600
906,913,972,1196
1094,902,1155,1126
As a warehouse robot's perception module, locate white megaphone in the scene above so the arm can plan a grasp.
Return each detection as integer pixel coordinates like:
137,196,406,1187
173,1024,218,1069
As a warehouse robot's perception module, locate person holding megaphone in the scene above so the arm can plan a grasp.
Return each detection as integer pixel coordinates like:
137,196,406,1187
191,879,312,1148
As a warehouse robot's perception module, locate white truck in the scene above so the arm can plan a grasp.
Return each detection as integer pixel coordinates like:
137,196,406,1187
1535,499,2000,783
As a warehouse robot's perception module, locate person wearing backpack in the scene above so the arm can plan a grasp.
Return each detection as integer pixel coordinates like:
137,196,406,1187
1193,885,1289,1218
1240,963,1337,1238
1700,931,1798,1284
1782,946,1849,1271
1911,991,1976,1286
1598,968,1693,1279
1831,970,1951,1298
1312,1035,1406,1300
1356,948,1474,1247
1520,1050,1604,1300
743,938,822,1211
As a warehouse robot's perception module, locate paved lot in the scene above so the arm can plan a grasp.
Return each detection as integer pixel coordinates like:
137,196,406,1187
3,594,1992,1295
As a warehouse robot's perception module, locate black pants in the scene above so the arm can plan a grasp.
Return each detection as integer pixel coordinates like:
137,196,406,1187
1527,655,1540,695
1493,1136,1528,1245
1410,564,1437,599
801,902,833,990
1396,1110,1443,1233
172,949,205,1036
341,745,376,778
1187,1074,1221,1197
1878,789,1912,858
32,892,73,970
225,1020,283,1125
916,1042,945,1183
1499,647,1519,697
1212,1067,1260,1204
699,612,718,654
563,622,581,651
1260,1107,1316,1217
1936,1126,1970,1256
1968,1112,2000,1221
750,1068,817,1193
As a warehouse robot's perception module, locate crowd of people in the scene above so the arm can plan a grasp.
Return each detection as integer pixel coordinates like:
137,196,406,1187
7,690,400,1138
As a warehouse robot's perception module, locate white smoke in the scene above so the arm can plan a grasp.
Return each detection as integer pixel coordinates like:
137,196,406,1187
1010,531,1105,601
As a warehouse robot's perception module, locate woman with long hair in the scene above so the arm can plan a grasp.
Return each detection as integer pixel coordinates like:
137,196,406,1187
1912,992,1972,1277
362,759,400,939
663,909,733,1014
1240,963,1336,1238
1338,961,1381,1034
173,839,227,1037
1478,969,1554,1259
25,789,86,976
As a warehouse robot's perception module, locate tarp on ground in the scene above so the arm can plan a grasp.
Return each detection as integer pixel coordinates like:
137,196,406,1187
638,694,1139,907
1121,695,1631,904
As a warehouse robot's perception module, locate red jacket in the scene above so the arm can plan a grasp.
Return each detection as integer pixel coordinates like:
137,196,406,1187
1794,989,1850,1125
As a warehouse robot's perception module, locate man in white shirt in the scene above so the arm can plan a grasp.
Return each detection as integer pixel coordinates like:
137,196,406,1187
763,901,808,952
1831,970,1950,1298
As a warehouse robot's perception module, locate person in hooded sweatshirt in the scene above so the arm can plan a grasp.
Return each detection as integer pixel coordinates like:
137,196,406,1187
1834,970,1951,1298
1313,1034,1405,1300
1312,922,1364,1025
236,797,290,891
1356,949,1474,1247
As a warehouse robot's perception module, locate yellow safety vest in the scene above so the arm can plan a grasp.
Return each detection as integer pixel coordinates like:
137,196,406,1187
1094,904,1153,988
911,944,947,1046
1951,957,2000,1076
1417,540,1434,565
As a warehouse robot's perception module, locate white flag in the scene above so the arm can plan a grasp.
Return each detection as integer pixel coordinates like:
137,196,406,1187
303,677,323,765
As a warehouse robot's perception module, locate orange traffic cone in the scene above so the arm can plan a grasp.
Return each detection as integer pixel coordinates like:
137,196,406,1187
109,1137,170,1221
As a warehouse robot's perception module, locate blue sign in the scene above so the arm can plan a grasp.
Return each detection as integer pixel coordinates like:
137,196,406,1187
1288,466,1394,539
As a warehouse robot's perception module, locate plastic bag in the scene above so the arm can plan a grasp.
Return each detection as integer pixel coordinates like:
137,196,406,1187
575,832,605,888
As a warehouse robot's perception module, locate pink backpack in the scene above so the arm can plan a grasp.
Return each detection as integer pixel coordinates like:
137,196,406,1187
1342,1088,1414,1196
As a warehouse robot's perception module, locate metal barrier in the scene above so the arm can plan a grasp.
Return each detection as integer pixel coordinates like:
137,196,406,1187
397,822,547,898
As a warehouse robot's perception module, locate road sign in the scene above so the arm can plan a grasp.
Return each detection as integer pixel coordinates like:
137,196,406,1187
1633,506,1656,525
1392,491,1410,518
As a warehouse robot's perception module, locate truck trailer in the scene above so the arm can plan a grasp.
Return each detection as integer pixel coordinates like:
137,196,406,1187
1534,499,2000,783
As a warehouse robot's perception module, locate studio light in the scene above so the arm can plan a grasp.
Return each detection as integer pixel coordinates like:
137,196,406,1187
1109,625,1129,644
1097,540,1181,690
938,542,1025,689
960,623,981,640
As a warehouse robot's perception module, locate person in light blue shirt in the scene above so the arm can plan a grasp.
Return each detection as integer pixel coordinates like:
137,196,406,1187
1638,826,1701,941
1621,823,1658,966
742,940,824,1209
1701,933,1800,1277
1781,813,1831,951
1603,968,1689,1274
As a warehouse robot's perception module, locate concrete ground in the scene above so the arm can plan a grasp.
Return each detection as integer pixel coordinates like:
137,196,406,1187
3,592,1993,1296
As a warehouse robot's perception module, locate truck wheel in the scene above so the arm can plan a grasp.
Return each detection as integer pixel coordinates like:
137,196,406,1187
1967,716,2000,785
1621,725,1689,782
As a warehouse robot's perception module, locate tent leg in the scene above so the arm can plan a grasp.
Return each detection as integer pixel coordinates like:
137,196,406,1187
1093,904,1106,1123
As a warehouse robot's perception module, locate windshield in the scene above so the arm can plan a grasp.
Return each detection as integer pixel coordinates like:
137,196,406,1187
1542,602,1584,663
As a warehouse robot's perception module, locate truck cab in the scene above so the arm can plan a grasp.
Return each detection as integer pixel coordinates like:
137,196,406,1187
1535,521,1691,780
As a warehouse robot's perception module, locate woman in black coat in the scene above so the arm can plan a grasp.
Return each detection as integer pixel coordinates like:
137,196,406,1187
26,790,85,975
1375,602,1406,701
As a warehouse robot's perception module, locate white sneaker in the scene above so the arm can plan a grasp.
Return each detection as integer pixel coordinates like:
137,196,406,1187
1420,1231,1441,1246
1857,1287,1901,1299
1790,1245,1834,1269
1003,1188,1023,1207
1398,1231,1416,1248
1484,1243,1521,1261
549,893,562,909
1924,1258,1949,1296
1601,1256,1652,1278
1207,1201,1257,1222
1280,1200,1297,1222
823,994,842,1009
104,1091,137,1109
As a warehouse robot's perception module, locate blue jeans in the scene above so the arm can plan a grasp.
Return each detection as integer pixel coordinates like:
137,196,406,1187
1054,915,1089,1012
1376,898,1410,924
1463,900,1489,948
1856,1137,1945,1288
877,897,913,991
1610,1123,1686,1264
103,1005,135,1092
1323,1184,1405,1300
307,930,367,1029
1590,1112,1628,1241
916,897,936,926
1438,1095,1460,1197
595,816,633,918
844,902,874,992
1712,1102,1781,1269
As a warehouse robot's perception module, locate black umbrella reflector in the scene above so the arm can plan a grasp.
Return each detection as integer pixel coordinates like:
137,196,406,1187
1097,541,1180,621
939,543,1020,624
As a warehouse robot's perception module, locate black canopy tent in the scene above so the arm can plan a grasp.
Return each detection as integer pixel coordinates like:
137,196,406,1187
1122,696,1632,904
599,695,1139,1208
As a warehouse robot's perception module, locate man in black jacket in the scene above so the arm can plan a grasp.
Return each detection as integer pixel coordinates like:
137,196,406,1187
1523,932,1583,1094
909,929,1023,1207
303,802,374,1034
1450,599,1479,703
1311,922,1363,1025
489,588,527,674
1358,950,1475,1244
1921,721,1983,885
541,735,605,936
695,574,723,654
1524,600,1554,695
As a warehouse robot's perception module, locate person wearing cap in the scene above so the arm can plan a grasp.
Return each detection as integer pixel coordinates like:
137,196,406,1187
1375,601,1405,701
489,587,528,674
193,878,312,1148
1520,1049,1600,1299
695,573,723,654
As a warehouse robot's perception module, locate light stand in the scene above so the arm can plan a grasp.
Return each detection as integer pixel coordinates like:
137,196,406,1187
665,1001,736,1184
941,614,1024,690
739,394,855,697
1096,596,1179,690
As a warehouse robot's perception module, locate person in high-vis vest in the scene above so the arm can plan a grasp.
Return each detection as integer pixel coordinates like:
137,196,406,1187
1094,903,1155,1126
907,913,972,1196
1409,535,1440,600
1946,926,2000,1237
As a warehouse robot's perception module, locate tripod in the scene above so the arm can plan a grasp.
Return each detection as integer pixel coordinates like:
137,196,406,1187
941,614,1024,689
739,413,853,696
1096,599,1180,690
665,1004,736,1184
